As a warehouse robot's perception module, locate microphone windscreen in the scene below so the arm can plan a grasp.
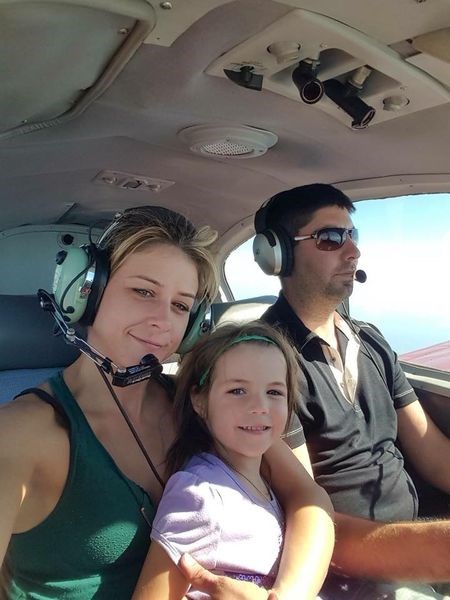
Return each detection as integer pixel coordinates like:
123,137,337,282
355,269,367,283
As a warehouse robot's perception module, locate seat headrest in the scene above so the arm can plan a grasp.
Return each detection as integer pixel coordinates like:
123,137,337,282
0,295,79,370
210,295,277,327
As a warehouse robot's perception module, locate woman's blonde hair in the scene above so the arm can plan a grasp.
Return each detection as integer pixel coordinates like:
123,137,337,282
101,206,219,303
166,321,301,474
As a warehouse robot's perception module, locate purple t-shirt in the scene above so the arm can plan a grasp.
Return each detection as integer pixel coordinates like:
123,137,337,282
151,453,284,600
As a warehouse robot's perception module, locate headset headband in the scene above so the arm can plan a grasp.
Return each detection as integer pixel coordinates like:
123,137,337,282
254,193,285,234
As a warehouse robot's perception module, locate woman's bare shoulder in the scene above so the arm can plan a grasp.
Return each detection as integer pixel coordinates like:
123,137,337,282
0,385,65,455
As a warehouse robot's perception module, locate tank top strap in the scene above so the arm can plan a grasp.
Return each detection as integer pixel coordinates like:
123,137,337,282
46,371,87,424
14,372,83,425
15,383,68,424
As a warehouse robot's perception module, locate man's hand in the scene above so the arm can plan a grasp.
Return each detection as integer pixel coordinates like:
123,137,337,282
179,554,279,600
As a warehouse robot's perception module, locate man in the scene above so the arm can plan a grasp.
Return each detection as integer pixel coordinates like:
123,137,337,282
253,183,450,599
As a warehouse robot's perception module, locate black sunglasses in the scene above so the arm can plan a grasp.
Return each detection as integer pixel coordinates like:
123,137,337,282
294,227,359,251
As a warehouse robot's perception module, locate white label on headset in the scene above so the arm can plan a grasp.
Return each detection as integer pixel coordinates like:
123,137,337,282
53,264,62,294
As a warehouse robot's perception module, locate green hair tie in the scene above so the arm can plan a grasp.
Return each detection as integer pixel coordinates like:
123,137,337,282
198,334,276,388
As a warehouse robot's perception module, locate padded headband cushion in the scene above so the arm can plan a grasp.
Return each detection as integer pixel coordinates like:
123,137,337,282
254,200,271,233
254,190,293,233
79,245,110,326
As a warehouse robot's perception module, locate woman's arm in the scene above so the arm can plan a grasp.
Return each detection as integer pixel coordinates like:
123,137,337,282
178,554,277,599
263,440,335,600
134,547,276,600
0,399,47,564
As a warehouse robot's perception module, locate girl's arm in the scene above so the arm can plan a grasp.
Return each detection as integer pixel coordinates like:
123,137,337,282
133,444,333,600
263,440,335,600
133,543,276,600
133,470,276,600
132,542,189,600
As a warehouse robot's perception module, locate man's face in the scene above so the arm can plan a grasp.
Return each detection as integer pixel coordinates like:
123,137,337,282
290,205,361,303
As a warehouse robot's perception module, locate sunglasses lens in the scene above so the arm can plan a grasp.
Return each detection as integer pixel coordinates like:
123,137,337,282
316,229,344,251
350,229,359,245
316,228,358,251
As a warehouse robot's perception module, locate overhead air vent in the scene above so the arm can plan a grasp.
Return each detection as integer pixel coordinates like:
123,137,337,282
206,9,450,129
94,170,175,193
178,124,278,159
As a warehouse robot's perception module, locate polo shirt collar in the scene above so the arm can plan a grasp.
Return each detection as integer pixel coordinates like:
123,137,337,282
268,292,318,351
269,293,361,350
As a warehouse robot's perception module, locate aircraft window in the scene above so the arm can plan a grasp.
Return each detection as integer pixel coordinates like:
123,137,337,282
225,239,281,300
224,192,450,373
352,193,450,372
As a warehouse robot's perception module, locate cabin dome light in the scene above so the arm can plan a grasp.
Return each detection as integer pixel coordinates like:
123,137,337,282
178,124,278,159
383,95,410,111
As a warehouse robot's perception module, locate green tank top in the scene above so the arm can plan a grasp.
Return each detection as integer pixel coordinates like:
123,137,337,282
5,372,156,599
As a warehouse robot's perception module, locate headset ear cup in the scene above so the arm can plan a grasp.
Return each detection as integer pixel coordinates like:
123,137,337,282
79,247,110,326
177,299,210,355
52,245,110,326
253,227,293,276
53,246,91,323
253,231,282,275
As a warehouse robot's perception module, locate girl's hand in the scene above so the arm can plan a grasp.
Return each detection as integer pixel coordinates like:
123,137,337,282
179,554,278,600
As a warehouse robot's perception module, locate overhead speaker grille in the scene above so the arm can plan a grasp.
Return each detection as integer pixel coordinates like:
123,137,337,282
178,124,278,159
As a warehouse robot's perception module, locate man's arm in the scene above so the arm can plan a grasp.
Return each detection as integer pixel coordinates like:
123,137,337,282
397,399,450,493
331,512,450,583
329,400,450,583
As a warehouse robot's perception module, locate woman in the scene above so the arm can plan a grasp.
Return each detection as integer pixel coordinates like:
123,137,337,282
0,206,333,599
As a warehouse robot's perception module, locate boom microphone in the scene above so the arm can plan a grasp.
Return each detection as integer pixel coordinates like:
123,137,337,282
354,269,367,283
38,289,163,386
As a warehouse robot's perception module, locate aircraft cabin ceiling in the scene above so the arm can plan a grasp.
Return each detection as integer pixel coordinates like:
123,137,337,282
0,0,449,235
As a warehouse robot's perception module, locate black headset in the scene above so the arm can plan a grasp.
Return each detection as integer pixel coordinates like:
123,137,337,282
253,192,295,277
52,206,209,354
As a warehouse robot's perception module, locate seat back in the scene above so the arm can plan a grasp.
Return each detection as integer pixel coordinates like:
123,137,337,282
0,295,79,404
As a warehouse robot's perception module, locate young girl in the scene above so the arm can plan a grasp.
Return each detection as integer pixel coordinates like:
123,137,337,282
133,321,333,600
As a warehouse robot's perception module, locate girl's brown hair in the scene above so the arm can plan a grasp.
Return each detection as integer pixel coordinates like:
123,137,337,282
166,321,301,475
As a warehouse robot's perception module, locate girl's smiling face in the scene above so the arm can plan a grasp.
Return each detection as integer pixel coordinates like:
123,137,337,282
195,342,289,469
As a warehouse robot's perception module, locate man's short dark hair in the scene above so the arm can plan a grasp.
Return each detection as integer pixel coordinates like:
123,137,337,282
267,183,355,237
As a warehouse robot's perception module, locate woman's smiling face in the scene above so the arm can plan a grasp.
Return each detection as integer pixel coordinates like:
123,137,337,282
88,243,199,367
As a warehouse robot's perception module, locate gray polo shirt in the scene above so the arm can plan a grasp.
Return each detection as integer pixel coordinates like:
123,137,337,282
263,293,419,522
